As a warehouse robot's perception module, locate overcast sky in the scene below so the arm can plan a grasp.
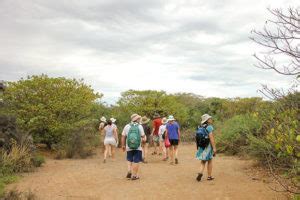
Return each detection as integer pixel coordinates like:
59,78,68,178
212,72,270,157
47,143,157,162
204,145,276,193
0,0,298,103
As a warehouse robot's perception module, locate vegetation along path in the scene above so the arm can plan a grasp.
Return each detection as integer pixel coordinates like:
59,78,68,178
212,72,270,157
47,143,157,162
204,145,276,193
8,145,287,200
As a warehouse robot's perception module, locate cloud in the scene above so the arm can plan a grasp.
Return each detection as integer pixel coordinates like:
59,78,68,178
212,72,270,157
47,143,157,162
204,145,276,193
0,0,298,103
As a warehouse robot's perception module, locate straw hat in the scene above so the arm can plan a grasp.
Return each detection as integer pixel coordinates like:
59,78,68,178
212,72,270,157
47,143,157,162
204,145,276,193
110,118,116,123
131,114,141,122
161,117,168,124
167,115,176,122
100,116,106,122
201,114,212,124
141,116,150,124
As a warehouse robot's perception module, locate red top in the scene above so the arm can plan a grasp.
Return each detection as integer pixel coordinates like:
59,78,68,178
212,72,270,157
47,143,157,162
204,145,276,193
152,118,162,135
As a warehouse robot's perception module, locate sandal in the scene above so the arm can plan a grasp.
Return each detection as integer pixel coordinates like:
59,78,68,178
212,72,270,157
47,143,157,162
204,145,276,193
196,173,203,182
131,176,140,181
207,176,215,181
126,172,132,179
175,158,179,164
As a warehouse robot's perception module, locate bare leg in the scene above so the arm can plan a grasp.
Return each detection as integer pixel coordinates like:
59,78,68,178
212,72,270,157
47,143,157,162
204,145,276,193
174,145,178,159
207,160,213,177
132,163,139,177
144,143,148,161
169,146,174,163
200,161,206,174
108,144,112,157
104,145,109,162
127,161,132,173
153,140,158,154
111,145,115,159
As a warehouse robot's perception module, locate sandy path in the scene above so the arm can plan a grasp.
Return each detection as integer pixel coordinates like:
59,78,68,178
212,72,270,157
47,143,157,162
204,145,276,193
8,145,286,200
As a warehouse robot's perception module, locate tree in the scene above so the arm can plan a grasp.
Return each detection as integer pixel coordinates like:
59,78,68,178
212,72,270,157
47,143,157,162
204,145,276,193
3,75,101,148
251,8,300,76
115,90,189,127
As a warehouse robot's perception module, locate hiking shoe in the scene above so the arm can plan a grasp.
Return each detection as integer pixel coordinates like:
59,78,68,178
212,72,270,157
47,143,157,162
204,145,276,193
126,172,132,179
131,176,140,181
175,158,179,164
207,176,215,181
196,173,203,182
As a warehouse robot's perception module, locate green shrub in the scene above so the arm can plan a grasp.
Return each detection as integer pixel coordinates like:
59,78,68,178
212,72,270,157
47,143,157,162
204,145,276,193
30,155,45,168
216,114,262,154
0,140,33,174
0,175,19,197
54,121,100,159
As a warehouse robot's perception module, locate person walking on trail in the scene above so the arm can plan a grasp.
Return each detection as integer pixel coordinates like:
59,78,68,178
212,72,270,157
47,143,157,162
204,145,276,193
159,117,169,161
195,114,217,182
99,116,107,153
110,117,118,146
151,113,162,155
121,114,146,180
165,115,180,165
141,116,151,163
103,119,118,163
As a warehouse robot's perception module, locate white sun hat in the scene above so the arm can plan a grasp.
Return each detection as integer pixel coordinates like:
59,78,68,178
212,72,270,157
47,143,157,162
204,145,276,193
100,116,107,122
201,114,212,124
167,115,176,122
110,118,116,123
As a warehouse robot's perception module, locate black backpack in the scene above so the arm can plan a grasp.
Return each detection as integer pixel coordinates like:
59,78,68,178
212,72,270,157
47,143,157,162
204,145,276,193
195,125,210,149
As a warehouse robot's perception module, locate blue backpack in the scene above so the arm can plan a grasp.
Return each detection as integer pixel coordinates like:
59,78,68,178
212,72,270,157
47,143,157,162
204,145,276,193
195,125,210,149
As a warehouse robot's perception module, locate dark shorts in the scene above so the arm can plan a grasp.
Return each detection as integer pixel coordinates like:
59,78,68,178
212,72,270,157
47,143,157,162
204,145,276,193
127,150,143,163
169,139,179,146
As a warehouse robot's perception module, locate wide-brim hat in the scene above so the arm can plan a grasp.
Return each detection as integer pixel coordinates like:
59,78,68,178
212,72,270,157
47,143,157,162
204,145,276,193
131,114,141,122
153,113,161,118
161,117,168,124
100,116,106,122
141,116,150,124
167,115,175,122
201,114,212,124
110,118,116,123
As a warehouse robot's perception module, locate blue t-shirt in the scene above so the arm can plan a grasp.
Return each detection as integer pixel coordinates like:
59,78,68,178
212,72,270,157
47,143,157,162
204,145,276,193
166,122,180,140
206,125,214,134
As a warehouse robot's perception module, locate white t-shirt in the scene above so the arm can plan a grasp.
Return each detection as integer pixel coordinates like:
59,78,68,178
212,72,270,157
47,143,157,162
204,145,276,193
122,123,145,151
158,124,167,136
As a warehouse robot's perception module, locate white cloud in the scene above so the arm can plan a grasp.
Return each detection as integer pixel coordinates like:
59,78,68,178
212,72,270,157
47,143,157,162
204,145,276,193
0,0,298,104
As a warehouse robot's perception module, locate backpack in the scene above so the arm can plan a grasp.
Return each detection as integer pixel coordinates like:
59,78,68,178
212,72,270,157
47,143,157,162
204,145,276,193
127,123,141,149
195,125,210,149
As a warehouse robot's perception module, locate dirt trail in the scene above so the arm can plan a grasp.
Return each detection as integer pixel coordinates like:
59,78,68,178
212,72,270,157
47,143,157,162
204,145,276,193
8,145,286,200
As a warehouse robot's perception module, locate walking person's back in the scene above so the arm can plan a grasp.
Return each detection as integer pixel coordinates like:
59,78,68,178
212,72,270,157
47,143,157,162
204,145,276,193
103,120,118,163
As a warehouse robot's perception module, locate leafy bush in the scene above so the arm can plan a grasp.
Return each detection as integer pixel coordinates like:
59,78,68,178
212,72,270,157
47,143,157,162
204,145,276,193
3,75,101,148
54,120,100,159
216,114,262,154
30,154,45,168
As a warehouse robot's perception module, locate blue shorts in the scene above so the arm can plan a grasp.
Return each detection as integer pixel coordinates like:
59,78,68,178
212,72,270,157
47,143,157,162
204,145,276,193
126,150,143,163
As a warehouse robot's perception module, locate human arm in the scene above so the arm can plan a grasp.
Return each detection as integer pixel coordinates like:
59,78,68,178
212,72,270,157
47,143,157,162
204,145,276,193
209,133,217,156
113,128,118,144
121,135,126,152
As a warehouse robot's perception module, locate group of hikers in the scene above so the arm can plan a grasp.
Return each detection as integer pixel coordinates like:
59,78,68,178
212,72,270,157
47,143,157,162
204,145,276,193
99,113,217,182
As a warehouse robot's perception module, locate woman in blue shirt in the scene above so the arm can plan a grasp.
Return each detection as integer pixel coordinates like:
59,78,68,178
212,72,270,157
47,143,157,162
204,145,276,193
196,114,217,181
166,115,180,165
